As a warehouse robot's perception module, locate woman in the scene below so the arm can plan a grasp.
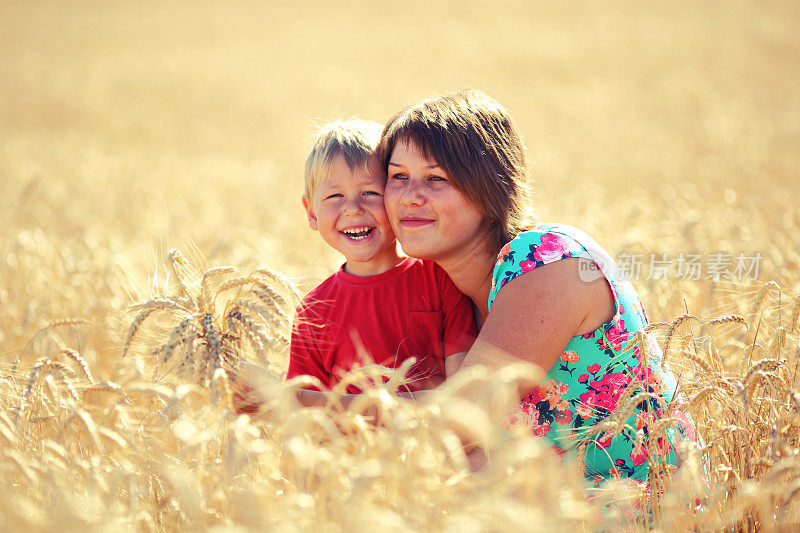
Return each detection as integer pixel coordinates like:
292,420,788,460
377,89,695,484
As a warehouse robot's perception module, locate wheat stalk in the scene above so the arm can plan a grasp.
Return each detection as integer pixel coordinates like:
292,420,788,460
167,248,195,304
789,294,800,335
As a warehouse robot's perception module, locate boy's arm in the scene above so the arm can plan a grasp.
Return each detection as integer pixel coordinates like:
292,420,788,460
285,308,330,390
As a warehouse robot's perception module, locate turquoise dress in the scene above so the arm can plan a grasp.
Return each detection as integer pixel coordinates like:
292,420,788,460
489,224,695,484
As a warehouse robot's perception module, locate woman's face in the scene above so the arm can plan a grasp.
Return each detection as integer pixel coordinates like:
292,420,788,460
384,139,487,263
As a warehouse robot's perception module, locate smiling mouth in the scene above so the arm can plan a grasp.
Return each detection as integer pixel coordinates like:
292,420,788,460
400,218,434,228
341,226,374,240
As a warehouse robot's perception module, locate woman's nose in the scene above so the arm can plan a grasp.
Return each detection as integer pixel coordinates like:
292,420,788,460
401,180,425,207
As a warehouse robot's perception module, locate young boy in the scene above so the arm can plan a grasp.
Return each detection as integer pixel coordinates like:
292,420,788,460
286,119,477,394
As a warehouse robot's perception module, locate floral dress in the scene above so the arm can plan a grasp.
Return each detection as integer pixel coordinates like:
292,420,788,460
490,223,696,484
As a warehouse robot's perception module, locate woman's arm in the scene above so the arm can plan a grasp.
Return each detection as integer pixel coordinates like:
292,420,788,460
452,258,615,416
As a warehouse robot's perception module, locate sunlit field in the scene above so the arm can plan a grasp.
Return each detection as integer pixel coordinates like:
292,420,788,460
2,0,800,530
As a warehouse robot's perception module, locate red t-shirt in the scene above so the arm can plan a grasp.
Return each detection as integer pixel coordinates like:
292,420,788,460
286,257,477,393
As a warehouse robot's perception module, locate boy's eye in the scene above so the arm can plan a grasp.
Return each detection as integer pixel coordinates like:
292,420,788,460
363,190,382,196
324,193,343,200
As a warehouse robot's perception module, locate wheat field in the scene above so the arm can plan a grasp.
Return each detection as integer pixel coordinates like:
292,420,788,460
2,1,800,530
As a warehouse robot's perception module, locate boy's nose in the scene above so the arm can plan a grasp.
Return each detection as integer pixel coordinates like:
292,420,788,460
343,196,366,215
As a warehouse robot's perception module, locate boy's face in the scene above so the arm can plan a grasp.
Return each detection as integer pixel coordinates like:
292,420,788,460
303,154,399,276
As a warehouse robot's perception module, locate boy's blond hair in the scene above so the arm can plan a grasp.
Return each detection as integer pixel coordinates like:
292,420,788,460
304,119,383,198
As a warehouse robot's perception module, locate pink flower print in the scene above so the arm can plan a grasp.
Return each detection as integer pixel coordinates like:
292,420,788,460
605,320,629,352
506,404,534,430
554,405,574,425
532,422,551,438
578,390,602,419
589,372,632,409
646,372,665,395
545,379,569,407
524,386,546,406
521,400,541,420
630,347,646,376
533,234,572,263
496,242,512,266
591,475,604,485
618,304,625,315
560,350,579,363
630,444,648,466
588,363,601,374
634,411,654,430
608,466,622,478
519,260,536,273
603,372,632,394
578,374,589,384
579,372,633,421
595,437,612,449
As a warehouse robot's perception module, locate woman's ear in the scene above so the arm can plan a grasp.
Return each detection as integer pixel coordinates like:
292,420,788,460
302,195,318,230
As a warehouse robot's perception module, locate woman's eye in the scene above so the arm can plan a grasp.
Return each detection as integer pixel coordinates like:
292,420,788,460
389,173,408,181
429,175,447,182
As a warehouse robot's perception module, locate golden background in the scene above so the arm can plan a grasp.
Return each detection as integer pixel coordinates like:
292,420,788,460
2,2,800,529
2,0,799,356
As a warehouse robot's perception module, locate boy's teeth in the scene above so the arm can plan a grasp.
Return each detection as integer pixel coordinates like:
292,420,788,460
342,227,373,240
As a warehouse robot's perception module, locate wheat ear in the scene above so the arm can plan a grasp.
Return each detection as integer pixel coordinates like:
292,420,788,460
44,361,81,405
168,248,197,305
58,348,94,383
123,300,189,357
201,313,223,382
747,281,781,343
154,314,198,363
199,266,238,310
19,358,51,416
663,314,696,368
255,267,302,302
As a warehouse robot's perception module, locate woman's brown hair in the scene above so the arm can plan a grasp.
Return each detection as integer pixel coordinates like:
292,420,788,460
378,89,534,254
